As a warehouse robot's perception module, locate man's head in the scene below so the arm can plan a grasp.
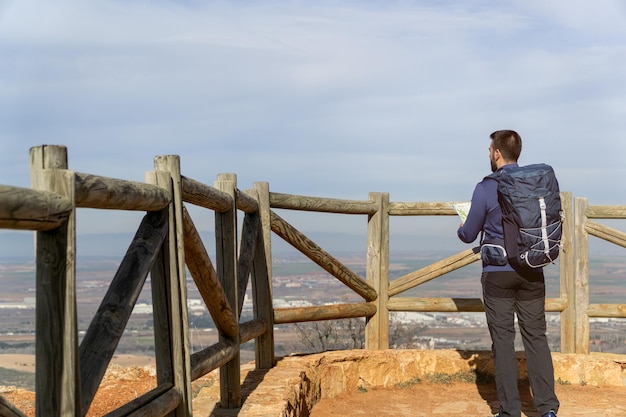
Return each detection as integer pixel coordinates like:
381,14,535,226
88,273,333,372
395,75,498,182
489,129,522,172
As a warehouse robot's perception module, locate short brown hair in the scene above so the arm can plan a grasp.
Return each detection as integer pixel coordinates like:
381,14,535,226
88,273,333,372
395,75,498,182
490,130,522,161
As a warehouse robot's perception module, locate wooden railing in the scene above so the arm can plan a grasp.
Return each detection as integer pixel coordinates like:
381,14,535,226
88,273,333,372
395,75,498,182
0,145,624,416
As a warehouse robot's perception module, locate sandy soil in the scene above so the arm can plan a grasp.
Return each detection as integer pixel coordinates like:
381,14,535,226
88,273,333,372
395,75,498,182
309,382,626,417
0,353,155,373
0,354,161,417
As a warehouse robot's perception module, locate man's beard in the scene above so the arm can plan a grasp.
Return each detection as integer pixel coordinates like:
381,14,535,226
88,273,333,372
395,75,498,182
490,157,497,172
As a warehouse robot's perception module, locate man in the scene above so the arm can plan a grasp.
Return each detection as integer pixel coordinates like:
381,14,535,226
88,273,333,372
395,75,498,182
457,130,559,417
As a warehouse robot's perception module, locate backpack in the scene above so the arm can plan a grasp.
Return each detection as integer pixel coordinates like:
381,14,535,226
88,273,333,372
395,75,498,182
488,163,563,269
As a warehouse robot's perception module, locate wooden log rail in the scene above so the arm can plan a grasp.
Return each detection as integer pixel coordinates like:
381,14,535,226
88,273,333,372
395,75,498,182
0,184,73,231
270,210,377,302
388,248,480,297
270,191,376,214
0,171,170,230
74,172,171,211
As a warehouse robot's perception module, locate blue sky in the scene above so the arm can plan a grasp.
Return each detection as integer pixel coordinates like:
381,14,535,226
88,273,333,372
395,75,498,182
1,0,626,249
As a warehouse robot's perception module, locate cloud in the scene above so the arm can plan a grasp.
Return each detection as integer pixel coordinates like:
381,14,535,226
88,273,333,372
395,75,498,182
1,0,625,237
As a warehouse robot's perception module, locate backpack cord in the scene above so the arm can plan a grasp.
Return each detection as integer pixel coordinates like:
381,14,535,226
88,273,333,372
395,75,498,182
539,197,549,255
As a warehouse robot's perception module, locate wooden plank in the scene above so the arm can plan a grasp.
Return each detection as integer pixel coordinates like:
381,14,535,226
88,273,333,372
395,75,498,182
365,192,389,350
103,384,180,417
235,189,258,213
152,156,193,417
388,297,485,312
237,212,259,316
74,172,170,211
190,340,238,381
182,206,239,340
239,318,267,344
79,211,168,415
149,220,175,397
269,191,376,214
183,175,261,215
250,183,275,369
388,201,457,216
0,184,72,231
180,175,231,212
585,220,626,248
559,192,576,353
274,302,377,324
388,249,480,297
587,303,626,318
574,197,590,354
387,297,567,312
189,320,266,381
214,173,241,409
584,205,626,219
29,145,80,417
191,319,267,381
270,210,378,301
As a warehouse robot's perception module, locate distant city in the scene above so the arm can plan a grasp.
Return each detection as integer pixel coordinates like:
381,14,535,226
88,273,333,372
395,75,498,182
1,250,625,356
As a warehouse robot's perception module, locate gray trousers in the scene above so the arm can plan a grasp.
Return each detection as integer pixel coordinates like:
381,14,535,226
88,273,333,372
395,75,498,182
482,270,560,417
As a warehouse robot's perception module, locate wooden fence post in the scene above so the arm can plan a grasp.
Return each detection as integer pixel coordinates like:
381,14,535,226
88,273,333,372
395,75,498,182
150,155,193,416
365,192,389,349
215,173,241,408
559,192,575,353
574,197,590,353
252,182,275,368
29,145,80,417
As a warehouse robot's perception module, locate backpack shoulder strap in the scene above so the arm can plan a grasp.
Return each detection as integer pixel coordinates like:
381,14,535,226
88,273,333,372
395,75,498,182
483,171,501,182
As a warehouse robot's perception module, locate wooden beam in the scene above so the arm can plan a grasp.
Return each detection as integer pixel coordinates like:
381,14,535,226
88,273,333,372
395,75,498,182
30,145,80,417
214,173,241,409
250,183,275,369
387,297,567,312
75,172,170,211
181,175,231,212
79,211,168,415
574,197,590,354
150,155,193,417
388,201,457,216
235,189,259,213
388,297,485,312
237,213,259,315
585,220,626,248
190,340,238,382
388,249,480,297
587,303,626,318
239,318,267,344
584,205,626,219
274,302,376,324
559,192,576,353
0,184,72,231
269,192,376,214
270,210,378,302
182,206,239,340
365,192,389,350
103,384,180,417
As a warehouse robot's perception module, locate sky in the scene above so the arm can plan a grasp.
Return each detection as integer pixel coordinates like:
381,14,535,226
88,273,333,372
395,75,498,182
1,0,626,255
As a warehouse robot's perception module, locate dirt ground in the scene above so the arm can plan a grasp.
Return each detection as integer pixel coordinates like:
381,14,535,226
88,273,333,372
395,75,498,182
309,381,626,417
0,364,221,417
4,372,626,417
2,353,626,417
